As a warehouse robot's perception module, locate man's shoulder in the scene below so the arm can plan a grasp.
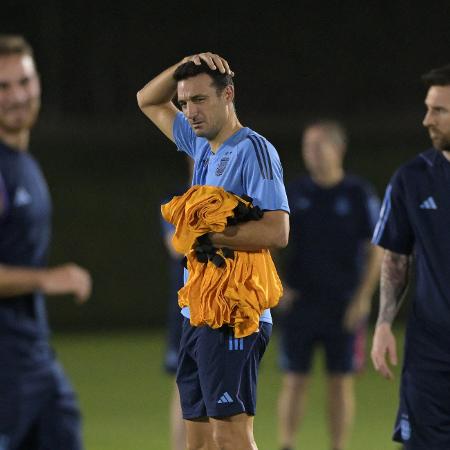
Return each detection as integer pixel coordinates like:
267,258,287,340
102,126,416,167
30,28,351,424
240,128,277,152
342,174,377,196
397,149,438,174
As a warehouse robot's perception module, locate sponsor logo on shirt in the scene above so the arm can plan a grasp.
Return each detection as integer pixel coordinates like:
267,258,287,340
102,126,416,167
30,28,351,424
13,186,32,207
335,197,351,215
419,196,437,210
215,157,230,176
294,197,311,210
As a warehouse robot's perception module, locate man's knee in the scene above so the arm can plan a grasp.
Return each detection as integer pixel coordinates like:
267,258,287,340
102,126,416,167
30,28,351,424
185,418,215,450
186,434,210,450
212,415,256,450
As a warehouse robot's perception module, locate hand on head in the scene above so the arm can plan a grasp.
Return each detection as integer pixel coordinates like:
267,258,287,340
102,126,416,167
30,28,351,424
184,52,234,77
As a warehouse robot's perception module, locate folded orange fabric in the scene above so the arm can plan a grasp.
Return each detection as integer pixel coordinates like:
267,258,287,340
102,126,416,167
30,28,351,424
161,185,283,337
161,185,245,254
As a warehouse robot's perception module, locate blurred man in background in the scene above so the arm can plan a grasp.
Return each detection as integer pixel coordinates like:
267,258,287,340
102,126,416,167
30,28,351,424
160,157,193,450
0,35,91,449
371,64,450,449
277,120,382,450
161,207,185,450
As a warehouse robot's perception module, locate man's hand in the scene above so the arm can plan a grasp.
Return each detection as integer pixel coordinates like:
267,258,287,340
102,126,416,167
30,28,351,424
40,263,92,304
277,285,299,312
371,323,398,380
343,295,371,332
182,52,234,76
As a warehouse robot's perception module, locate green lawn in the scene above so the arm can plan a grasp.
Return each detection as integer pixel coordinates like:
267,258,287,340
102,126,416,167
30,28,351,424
52,328,404,450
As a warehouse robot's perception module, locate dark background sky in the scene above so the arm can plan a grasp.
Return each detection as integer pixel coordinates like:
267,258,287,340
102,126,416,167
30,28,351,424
2,1,449,328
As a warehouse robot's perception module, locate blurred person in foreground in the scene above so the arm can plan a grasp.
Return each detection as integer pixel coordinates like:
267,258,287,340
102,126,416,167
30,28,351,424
371,64,450,449
160,157,193,450
0,35,91,449
277,120,382,450
137,52,289,450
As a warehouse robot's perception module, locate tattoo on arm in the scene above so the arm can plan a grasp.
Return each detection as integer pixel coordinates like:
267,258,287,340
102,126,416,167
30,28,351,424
377,250,411,326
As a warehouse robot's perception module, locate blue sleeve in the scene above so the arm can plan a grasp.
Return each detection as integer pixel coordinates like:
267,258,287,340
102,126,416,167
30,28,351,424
160,196,175,235
160,216,174,235
372,171,414,255
242,135,290,213
172,112,197,158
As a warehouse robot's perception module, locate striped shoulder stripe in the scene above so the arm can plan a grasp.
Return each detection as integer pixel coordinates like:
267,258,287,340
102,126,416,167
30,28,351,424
247,135,267,179
372,184,392,244
253,135,273,180
248,134,273,180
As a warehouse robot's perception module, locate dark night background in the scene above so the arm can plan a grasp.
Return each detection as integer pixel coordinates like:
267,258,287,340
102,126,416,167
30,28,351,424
2,1,450,329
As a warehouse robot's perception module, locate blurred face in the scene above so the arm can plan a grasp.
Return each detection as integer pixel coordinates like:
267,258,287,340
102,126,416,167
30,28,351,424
0,54,41,134
302,126,344,175
177,73,232,140
423,85,450,151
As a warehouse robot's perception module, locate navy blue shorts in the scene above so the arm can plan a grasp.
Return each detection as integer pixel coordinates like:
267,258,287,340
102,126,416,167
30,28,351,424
176,318,272,419
392,315,450,449
0,347,82,450
279,313,366,374
393,368,450,449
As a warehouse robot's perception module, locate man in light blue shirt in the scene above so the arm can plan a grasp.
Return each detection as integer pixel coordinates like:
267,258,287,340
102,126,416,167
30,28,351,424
138,52,289,450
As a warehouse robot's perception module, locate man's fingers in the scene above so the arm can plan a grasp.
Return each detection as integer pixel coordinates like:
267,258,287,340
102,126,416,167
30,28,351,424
210,55,226,73
73,270,92,304
374,356,391,379
388,343,398,366
198,53,216,70
372,348,395,380
187,53,234,75
219,58,233,75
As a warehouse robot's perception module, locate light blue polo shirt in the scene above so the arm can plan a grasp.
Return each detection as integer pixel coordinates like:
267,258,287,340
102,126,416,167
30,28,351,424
173,112,289,323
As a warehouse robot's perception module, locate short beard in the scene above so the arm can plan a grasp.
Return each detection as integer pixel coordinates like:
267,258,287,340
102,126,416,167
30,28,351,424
431,136,450,152
194,127,219,141
0,103,40,134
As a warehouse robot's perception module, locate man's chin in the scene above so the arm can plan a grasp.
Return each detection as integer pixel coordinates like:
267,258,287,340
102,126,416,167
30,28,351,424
193,129,213,140
431,138,450,152
0,116,38,134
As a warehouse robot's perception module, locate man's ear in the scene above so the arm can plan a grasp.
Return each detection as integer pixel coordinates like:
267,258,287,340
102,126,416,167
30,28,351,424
223,85,234,103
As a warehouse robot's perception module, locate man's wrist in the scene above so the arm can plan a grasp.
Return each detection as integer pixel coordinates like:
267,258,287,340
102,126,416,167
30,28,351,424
375,319,393,329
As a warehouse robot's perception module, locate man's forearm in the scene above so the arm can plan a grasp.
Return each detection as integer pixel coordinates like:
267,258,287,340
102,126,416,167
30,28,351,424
0,265,44,298
354,243,383,299
137,60,184,109
209,211,289,251
376,250,411,326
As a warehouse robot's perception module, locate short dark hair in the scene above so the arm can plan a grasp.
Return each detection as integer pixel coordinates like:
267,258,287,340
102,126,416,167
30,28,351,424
173,60,233,94
303,119,348,148
422,64,450,88
0,34,33,58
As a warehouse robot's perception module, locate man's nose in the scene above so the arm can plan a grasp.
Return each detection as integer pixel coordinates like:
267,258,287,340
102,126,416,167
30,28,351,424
185,103,197,119
423,110,434,128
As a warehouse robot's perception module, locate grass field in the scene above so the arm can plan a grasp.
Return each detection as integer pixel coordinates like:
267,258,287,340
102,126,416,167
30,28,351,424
52,328,404,450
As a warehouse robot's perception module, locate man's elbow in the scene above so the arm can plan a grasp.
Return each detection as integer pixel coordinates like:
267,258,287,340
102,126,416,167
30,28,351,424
271,227,289,249
136,90,146,110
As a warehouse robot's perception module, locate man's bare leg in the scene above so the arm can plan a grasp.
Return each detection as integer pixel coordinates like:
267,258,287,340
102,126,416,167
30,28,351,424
170,382,186,450
327,374,355,450
277,373,310,449
210,413,257,450
185,417,218,450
